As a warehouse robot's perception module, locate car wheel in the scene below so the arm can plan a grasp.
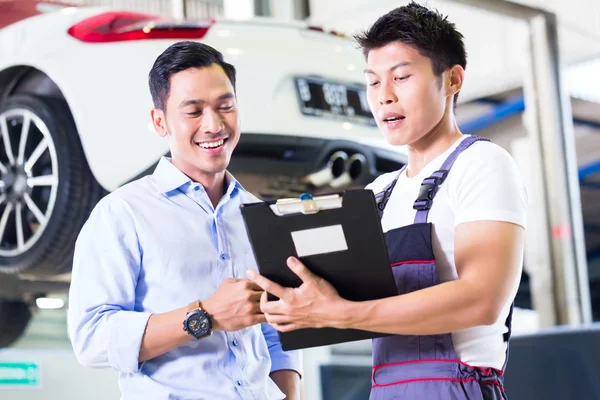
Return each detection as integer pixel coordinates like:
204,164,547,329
0,299,31,348
0,94,104,275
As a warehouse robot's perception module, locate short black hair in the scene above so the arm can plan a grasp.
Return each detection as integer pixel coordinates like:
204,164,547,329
149,41,236,111
354,1,467,104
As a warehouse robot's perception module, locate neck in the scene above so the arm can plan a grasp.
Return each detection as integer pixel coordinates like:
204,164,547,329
201,173,227,209
172,160,226,208
406,107,463,178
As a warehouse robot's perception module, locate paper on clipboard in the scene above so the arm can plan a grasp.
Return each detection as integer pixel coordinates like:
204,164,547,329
291,224,348,257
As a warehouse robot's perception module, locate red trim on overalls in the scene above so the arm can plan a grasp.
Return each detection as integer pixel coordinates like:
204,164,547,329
390,260,435,267
372,359,505,390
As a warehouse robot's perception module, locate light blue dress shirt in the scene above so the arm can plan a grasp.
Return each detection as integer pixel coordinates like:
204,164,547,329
67,157,302,400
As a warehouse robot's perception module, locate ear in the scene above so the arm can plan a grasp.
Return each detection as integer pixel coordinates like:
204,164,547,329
150,108,168,138
446,64,465,99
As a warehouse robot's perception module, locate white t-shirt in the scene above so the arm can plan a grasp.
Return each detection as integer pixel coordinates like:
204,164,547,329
366,135,528,370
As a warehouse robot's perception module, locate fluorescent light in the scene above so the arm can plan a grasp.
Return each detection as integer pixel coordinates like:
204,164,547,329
36,297,65,310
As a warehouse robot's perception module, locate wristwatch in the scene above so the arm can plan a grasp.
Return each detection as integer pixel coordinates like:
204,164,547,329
183,301,212,340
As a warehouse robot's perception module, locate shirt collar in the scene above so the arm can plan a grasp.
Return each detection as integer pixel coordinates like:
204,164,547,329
153,157,247,196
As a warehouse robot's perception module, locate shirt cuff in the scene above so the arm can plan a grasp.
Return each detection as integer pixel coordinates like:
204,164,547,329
270,349,303,378
455,208,527,230
106,311,152,373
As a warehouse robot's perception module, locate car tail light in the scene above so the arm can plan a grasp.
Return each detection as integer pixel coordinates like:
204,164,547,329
67,11,214,43
307,25,325,32
307,25,347,39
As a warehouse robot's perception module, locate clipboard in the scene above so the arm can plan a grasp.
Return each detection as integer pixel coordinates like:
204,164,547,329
240,190,398,351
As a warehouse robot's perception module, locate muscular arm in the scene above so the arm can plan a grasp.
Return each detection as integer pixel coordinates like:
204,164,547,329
253,145,527,336
338,220,524,334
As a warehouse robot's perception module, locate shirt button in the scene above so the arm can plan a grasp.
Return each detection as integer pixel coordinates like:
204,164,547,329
233,340,239,347
236,380,242,386
194,186,200,191
221,253,227,260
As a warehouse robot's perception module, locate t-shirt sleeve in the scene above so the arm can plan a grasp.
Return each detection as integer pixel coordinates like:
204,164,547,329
448,142,528,229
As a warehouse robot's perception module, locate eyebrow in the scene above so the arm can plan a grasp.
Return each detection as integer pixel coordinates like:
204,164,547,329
179,92,235,108
364,62,411,75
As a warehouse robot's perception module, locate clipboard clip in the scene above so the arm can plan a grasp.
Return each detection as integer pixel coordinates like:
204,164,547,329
274,193,342,216
299,193,318,214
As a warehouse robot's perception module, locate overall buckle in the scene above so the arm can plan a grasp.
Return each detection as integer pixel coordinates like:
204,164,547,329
412,170,448,211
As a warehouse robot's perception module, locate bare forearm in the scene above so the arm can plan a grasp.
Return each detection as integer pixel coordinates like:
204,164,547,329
138,303,193,363
338,280,497,335
270,370,301,400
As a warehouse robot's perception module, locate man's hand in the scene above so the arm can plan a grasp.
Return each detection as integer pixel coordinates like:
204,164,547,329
203,278,266,331
247,257,347,332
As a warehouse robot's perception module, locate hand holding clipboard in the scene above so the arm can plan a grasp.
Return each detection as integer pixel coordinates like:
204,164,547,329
241,190,397,351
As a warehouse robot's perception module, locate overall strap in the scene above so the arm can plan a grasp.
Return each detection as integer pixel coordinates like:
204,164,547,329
376,165,407,219
413,136,490,224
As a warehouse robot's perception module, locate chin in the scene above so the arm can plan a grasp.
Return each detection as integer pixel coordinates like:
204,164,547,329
197,163,228,175
384,132,411,147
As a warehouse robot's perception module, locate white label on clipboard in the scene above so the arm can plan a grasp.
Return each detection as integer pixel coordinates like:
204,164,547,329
291,225,348,257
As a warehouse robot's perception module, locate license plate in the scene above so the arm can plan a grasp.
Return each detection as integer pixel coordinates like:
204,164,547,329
293,77,376,126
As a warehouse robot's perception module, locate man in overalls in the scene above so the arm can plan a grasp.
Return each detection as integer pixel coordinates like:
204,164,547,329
248,2,527,399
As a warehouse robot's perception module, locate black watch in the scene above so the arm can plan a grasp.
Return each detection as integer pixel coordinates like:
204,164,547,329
183,301,212,340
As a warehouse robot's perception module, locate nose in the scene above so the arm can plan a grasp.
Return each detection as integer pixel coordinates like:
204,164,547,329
200,108,224,134
378,80,398,105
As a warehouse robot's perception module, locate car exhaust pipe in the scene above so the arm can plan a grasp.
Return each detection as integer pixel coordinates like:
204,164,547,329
303,151,348,187
330,153,367,188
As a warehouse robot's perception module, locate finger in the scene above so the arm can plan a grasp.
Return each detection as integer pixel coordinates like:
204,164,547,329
260,291,269,308
248,290,264,303
239,278,265,292
247,280,264,292
270,322,298,333
260,298,285,315
251,314,267,325
247,269,288,299
249,301,263,315
287,257,318,283
265,313,293,325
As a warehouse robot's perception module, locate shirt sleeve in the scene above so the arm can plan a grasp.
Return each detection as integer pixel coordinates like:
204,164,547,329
67,196,151,373
449,142,528,229
261,323,303,377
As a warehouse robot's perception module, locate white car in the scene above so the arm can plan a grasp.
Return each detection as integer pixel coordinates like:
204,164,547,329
0,1,407,346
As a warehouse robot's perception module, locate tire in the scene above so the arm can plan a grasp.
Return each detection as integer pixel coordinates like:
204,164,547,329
0,94,104,276
0,300,31,348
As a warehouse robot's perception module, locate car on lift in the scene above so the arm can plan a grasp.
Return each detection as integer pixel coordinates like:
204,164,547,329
0,1,407,346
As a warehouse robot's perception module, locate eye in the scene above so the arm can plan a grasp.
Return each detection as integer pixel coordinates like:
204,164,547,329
395,75,411,81
368,81,380,87
187,111,202,117
218,105,234,112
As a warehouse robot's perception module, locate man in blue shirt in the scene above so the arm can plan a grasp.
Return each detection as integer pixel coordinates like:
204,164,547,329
67,41,302,400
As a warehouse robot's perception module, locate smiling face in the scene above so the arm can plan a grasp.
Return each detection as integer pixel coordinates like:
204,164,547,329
364,42,453,147
151,64,240,182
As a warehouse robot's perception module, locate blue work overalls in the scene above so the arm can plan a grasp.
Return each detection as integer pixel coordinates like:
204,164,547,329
371,135,511,400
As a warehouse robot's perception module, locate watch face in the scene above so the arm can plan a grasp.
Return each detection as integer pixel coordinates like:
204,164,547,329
189,319,200,332
187,311,211,337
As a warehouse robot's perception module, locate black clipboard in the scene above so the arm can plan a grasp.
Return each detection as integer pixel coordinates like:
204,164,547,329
240,190,398,351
